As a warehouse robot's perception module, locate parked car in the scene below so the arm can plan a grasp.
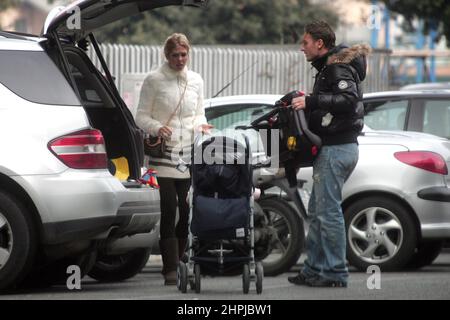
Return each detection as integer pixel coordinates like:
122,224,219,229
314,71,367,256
400,82,450,91
363,90,450,140
0,0,208,290
205,94,450,271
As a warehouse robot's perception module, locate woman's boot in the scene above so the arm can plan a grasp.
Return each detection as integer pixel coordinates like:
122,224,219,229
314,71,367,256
159,238,179,285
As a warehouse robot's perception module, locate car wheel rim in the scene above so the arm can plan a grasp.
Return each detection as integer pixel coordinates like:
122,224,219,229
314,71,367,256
261,209,291,266
0,212,13,269
348,207,403,264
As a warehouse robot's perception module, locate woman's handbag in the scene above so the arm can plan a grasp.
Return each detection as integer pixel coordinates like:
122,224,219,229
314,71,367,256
143,82,187,157
144,135,166,158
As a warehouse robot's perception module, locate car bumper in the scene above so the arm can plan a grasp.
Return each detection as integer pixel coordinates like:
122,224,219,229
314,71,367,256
14,170,160,244
408,187,450,239
42,216,116,245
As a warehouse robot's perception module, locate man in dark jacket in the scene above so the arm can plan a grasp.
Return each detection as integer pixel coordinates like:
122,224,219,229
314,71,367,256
288,21,370,287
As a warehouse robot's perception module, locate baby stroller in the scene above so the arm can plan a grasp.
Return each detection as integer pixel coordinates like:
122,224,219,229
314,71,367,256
177,133,263,294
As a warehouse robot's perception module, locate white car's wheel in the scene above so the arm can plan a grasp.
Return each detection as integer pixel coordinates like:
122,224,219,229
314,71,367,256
0,191,36,291
88,248,150,282
23,251,98,288
255,198,304,276
345,196,417,271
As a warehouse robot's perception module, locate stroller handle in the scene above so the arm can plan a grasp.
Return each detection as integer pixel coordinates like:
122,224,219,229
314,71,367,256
235,107,283,131
250,107,281,128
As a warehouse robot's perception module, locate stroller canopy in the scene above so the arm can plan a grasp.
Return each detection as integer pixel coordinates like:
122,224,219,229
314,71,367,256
192,133,252,199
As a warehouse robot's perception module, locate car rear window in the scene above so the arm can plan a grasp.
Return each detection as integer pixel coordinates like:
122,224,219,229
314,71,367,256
0,50,80,106
422,100,450,139
364,99,409,131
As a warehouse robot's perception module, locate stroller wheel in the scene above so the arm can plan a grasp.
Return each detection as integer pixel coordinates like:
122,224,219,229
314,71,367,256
194,264,201,293
255,262,264,294
177,262,188,293
242,264,250,294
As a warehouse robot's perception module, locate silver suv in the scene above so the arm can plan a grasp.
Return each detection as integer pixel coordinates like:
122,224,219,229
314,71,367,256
0,32,161,290
0,0,209,290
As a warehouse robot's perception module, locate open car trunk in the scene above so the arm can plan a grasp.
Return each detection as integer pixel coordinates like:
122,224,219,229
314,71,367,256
69,46,142,181
44,42,142,182
43,0,209,41
41,0,210,183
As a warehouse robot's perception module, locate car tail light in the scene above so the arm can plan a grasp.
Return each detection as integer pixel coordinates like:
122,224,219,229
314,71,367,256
48,129,107,169
394,151,448,175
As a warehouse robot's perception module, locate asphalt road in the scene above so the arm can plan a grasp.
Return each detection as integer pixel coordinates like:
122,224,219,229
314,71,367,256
1,252,450,301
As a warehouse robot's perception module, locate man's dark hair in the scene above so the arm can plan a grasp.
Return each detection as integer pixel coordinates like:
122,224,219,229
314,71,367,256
304,21,336,49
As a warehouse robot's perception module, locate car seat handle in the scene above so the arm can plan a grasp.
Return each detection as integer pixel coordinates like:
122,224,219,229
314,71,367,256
293,109,322,148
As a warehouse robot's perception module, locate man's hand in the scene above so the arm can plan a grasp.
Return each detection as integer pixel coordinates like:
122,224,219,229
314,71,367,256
158,126,173,139
291,96,306,110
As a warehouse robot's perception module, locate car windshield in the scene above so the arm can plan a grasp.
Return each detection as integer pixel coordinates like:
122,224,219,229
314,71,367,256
205,103,274,154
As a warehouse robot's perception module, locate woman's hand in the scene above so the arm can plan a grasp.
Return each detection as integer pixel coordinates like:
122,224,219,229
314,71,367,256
198,124,214,134
158,126,173,139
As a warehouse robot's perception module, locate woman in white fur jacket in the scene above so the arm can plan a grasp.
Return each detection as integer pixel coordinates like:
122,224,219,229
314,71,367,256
136,33,213,286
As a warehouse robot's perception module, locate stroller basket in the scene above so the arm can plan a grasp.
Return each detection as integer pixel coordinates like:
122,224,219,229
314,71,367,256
191,195,249,239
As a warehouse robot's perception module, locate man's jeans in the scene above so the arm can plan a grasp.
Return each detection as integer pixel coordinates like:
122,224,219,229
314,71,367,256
301,143,359,284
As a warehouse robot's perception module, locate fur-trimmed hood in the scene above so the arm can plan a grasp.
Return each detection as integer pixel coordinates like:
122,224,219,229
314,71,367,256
327,44,371,65
327,44,371,81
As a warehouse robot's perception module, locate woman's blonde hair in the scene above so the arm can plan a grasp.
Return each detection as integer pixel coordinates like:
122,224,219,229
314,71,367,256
164,33,191,59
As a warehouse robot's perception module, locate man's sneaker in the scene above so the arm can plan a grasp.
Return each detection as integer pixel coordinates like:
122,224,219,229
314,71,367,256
306,277,347,288
288,273,316,286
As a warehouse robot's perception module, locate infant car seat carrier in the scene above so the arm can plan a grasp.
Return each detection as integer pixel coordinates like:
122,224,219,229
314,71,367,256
250,90,322,187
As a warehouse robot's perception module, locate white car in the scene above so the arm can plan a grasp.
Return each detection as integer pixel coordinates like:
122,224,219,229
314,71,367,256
205,94,450,271
363,90,450,140
0,0,208,290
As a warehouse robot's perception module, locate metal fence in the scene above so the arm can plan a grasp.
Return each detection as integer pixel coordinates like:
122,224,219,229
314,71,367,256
88,44,390,113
